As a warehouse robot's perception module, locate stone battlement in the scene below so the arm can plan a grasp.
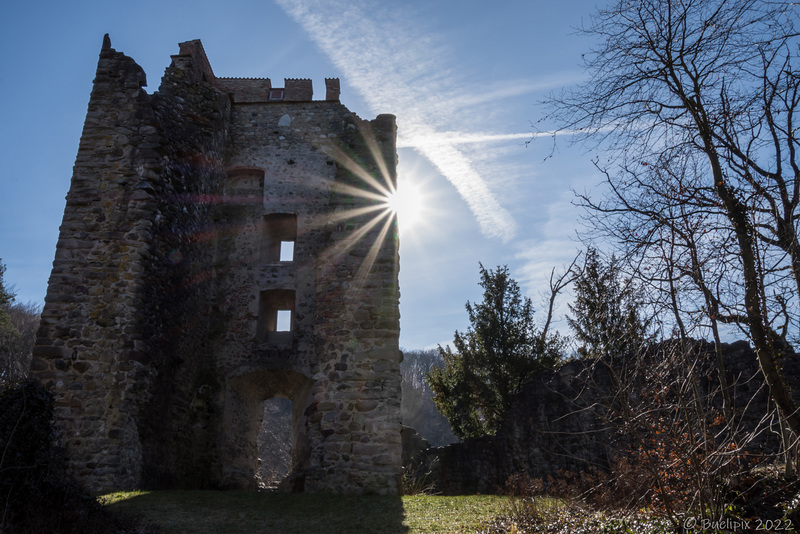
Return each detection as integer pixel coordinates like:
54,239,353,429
175,39,339,103
212,77,340,103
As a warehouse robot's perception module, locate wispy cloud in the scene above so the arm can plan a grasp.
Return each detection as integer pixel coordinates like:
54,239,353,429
273,0,539,242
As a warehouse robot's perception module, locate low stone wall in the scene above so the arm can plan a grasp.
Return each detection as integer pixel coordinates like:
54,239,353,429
429,340,800,494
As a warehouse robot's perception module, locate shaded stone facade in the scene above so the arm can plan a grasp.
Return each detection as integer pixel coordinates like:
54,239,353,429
31,37,402,495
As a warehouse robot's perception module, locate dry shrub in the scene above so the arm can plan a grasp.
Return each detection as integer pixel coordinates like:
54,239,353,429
401,455,439,495
501,456,687,520
497,472,579,531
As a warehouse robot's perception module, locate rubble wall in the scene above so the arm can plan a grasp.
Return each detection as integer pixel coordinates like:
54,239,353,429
431,341,800,494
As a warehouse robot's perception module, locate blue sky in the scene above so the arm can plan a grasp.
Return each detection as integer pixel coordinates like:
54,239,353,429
0,0,604,349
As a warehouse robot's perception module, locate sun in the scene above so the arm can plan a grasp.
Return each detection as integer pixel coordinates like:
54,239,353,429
385,180,423,233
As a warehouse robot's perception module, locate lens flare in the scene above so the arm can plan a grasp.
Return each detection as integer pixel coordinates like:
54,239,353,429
385,181,422,233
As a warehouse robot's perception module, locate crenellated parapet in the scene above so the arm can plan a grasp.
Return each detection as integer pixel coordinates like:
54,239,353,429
171,40,340,104
325,78,341,101
283,78,313,101
212,76,340,103
214,77,273,103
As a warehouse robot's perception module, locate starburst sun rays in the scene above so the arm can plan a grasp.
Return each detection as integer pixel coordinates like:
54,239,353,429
319,133,423,290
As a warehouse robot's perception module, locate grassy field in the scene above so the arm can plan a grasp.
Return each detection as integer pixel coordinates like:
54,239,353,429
103,491,508,534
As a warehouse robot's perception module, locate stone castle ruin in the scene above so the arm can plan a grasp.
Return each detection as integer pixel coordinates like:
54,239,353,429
30,36,403,495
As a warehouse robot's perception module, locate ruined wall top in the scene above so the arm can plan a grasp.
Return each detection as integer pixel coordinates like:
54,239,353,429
173,39,340,103
176,39,215,79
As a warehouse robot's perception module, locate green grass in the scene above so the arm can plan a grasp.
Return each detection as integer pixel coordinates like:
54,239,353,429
402,495,507,533
102,491,508,534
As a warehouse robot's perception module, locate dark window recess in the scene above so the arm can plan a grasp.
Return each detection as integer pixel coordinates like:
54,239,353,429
261,214,297,263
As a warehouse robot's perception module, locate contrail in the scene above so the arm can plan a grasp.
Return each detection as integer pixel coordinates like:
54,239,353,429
399,132,538,148
274,0,520,241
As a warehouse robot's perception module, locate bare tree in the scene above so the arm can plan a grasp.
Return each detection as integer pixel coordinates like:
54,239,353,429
592,339,777,527
0,259,39,382
548,0,800,435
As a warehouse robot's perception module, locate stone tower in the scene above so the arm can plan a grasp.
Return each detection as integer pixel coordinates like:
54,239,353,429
30,36,402,495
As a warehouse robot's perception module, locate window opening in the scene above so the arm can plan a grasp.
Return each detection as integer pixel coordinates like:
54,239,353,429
279,241,295,262
276,310,292,332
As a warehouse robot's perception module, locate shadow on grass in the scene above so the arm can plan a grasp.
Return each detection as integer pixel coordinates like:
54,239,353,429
106,491,409,534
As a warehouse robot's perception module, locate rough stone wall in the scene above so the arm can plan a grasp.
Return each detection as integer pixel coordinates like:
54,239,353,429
430,341,800,494
31,36,195,491
214,96,402,493
132,44,232,489
31,36,402,495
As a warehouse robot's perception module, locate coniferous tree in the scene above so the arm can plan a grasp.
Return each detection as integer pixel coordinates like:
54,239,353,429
427,265,563,439
567,248,650,359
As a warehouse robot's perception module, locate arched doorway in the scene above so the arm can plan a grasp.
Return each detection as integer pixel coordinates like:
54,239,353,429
222,369,313,490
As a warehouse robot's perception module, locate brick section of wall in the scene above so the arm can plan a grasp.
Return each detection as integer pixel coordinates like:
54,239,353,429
177,39,215,81
214,78,272,103
325,78,341,101
284,78,313,101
